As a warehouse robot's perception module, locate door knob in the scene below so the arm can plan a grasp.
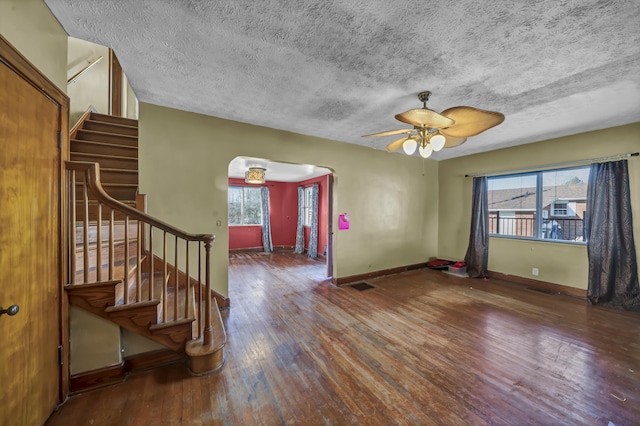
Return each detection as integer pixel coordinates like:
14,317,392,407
0,304,19,317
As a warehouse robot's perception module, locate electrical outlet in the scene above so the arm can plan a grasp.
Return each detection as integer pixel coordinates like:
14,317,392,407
532,267,539,276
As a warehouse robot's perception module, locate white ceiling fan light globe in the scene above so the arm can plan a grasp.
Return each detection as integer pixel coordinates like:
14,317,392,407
430,134,446,151
419,144,433,158
402,138,418,155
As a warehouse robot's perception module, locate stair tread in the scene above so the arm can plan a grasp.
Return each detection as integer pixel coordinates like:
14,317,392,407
76,199,137,204
185,299,227,355
90,112,138,126
71,139,138,149
98,182,139,188
70,152,138,161
105,299,159,313
100,168,138,173
77,128,137,140
66,279,120,289
86,119,138,130
149,317,195,331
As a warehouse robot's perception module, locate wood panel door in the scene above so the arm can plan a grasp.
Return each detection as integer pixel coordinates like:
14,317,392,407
0,41,65,424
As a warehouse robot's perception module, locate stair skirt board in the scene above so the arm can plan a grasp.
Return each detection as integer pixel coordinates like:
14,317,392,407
145,253,230,309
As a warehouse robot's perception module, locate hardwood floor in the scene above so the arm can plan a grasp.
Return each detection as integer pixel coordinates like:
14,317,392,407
47,252,640,425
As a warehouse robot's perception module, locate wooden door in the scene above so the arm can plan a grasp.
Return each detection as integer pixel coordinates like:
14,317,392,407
0,42,64,424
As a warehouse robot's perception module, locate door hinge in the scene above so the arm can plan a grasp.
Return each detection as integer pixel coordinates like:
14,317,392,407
58,345,64,365
57,131,62,150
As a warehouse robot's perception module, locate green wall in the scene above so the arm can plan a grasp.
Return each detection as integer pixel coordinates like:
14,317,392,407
0,0,68,91
138,102,440,297
438,123,640,289
67,37,110,125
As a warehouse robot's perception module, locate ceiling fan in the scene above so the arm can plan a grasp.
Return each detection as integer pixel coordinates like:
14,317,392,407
363,91,505,158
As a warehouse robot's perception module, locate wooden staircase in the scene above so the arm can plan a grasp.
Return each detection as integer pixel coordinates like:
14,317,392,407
66,115,226,376
70,111,139,217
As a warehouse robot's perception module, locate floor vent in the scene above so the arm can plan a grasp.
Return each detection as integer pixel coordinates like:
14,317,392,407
348,282,375,291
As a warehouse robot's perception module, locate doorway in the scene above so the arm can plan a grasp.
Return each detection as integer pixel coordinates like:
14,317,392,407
227,157,334,278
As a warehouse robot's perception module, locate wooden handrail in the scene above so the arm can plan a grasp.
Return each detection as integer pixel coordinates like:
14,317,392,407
66,161,214,244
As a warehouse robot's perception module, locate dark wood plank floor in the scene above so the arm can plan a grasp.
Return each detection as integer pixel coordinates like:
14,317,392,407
47,252,640,425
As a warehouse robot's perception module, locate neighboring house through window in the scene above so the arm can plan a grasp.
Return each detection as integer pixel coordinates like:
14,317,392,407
487,166,589,242
303,186,313,227
228,186,262,225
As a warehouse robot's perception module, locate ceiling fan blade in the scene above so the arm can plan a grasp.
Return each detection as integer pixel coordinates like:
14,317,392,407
363,128,412,138
439,106,505,138
395,108,455,128
386,136,409,152
443,135,467,148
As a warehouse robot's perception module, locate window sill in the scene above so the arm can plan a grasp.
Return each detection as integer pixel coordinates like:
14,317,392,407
489,235,587,246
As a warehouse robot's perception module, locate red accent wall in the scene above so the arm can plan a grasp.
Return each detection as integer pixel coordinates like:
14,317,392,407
228,178,300,250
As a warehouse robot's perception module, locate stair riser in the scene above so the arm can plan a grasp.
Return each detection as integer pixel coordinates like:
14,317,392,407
67,285,117,309
75,129,138,147
90,112,138,127
100,169,138,185
75,185,137,201
71,140,138,158
84,120,138,137
75,205,136,222
70,153,138,170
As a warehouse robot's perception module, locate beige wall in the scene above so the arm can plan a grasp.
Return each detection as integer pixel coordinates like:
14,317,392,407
0,0,68,91
139,103,440,297
67,37,110,125
69,307,121,374
438,123,640,289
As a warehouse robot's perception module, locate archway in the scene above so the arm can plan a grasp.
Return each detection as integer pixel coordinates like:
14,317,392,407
228,157,334,278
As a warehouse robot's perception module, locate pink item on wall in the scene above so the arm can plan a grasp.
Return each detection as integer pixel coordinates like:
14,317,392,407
339,213,349,230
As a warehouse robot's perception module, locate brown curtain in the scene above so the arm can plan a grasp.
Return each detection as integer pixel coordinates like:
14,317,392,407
586,160,640,310
464,176,489,278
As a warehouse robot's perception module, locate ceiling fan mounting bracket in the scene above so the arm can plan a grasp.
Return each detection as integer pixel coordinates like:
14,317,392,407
417,91,432,104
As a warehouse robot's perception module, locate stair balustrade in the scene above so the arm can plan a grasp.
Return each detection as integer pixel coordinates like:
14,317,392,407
66,161,216,346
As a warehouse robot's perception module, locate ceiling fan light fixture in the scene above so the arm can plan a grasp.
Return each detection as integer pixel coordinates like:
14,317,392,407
430,134,446,152
367,90,505,157
245,167,266,184
402,137,418,155
419,144,433,158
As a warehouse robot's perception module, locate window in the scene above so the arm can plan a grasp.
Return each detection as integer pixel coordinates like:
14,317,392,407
553,202,568,216
303,186,313,226
488,166,589,242
228,186,262,225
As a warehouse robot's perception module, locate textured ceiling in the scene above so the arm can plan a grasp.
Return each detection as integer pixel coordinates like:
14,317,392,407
45,0,640,160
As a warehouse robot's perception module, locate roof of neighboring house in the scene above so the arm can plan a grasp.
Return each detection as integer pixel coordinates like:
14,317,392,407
488,184,587,211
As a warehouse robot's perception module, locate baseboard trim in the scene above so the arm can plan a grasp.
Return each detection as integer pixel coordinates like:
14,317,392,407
69,349,188,394
124,349,187,372
70,362,125,395
332,262,428,286
229,245,296,253
229,247,264,253
488,271,587,298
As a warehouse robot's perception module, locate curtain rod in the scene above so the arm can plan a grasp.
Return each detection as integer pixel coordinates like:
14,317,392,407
464,152,639,178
